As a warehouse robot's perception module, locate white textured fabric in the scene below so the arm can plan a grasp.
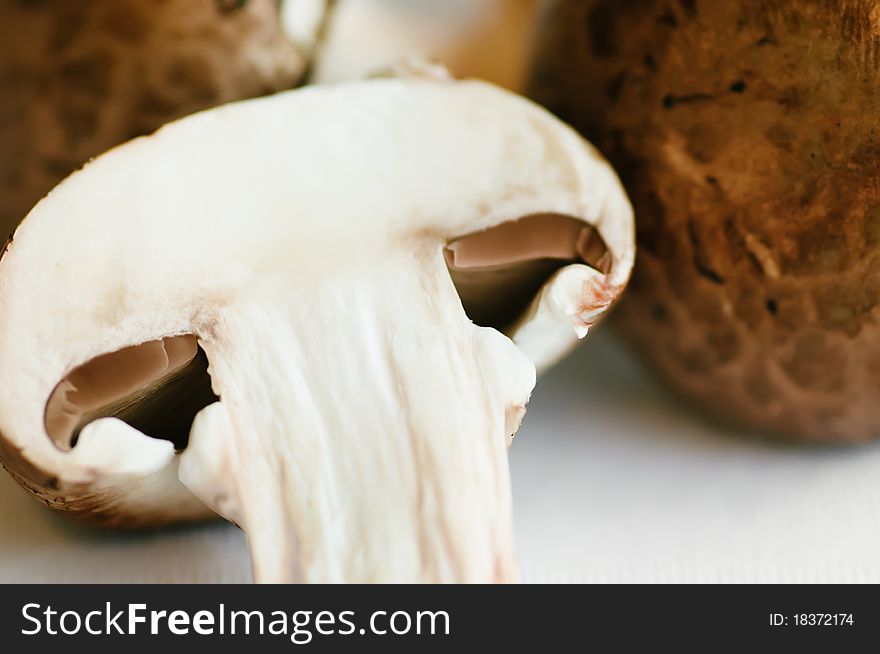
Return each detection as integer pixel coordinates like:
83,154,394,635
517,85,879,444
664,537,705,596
2,330,879,583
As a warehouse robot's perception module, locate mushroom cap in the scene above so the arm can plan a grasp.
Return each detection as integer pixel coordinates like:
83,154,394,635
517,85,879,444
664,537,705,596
0,77,633,526
0,0,304,240
532,0,880,441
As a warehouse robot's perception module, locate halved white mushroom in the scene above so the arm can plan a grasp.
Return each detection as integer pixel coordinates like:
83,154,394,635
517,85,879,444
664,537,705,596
0,77,633,582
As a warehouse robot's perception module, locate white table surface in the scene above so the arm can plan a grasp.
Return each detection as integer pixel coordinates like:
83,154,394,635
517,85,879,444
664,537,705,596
2,329,879,583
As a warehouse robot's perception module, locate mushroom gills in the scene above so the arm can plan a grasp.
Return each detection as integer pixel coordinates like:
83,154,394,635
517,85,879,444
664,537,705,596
445,213,611,332
44,335,217,451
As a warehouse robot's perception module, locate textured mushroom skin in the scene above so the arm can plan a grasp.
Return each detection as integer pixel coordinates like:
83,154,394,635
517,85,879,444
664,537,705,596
0,0,304,236
0,434,204,527
533,0,880,442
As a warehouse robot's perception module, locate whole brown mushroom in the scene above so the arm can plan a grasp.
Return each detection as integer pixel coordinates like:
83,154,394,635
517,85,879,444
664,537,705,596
0,0,306,237
533,0,880,442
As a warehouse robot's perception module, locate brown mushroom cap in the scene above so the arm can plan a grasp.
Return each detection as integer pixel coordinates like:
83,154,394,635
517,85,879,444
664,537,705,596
533,0,880,442
0,0,305,238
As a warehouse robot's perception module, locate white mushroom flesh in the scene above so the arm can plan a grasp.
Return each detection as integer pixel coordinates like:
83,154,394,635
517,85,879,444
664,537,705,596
0,78,633,582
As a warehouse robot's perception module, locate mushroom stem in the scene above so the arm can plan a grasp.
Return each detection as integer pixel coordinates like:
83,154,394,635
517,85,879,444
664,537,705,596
179,257,535,583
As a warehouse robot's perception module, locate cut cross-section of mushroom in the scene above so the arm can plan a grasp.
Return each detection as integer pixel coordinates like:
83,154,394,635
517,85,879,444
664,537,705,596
0,77,634,582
